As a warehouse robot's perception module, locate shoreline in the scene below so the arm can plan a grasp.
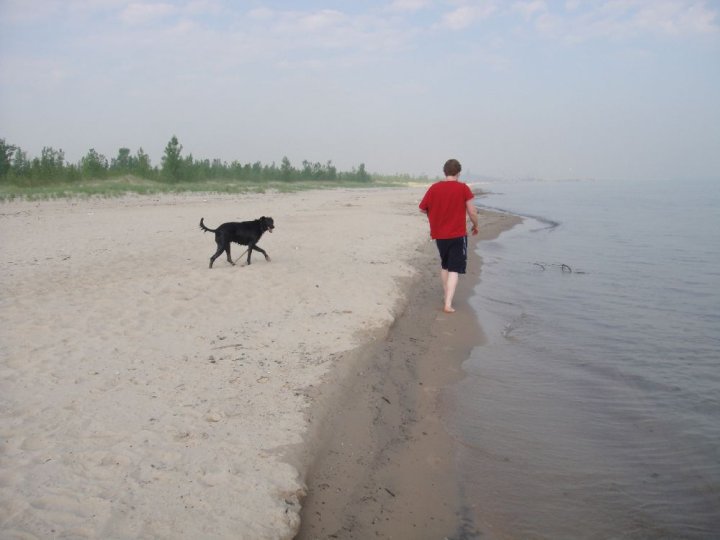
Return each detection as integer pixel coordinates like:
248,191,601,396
295,209,522,539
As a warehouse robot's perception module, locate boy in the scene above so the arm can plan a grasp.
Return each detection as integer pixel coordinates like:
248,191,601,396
419,158,479,313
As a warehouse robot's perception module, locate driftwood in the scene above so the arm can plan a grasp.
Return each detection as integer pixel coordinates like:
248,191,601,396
533,262,586,274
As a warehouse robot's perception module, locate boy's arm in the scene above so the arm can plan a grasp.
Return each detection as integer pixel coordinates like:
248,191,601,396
419,192,429,213
466,199,479,235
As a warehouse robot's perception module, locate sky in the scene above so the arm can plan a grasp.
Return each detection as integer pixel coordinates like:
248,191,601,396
1,0,719,181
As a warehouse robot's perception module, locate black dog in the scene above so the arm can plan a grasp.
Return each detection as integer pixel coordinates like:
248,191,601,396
199,216,274,268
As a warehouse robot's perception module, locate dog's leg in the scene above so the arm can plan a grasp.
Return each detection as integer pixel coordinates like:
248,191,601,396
251,244,271,262
225,244,234,265
209,244,225,268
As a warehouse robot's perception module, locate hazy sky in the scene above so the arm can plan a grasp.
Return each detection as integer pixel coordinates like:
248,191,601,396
1,0,719,180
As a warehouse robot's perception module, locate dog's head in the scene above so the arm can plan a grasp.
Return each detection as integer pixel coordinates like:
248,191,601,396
260,216,275,233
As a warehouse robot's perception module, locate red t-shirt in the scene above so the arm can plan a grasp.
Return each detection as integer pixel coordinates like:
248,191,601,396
419,180,474,239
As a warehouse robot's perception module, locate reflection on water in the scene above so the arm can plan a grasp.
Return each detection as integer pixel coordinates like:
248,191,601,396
447,179,720,539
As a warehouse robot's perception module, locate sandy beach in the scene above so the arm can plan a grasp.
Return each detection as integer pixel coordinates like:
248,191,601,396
0,187,519,539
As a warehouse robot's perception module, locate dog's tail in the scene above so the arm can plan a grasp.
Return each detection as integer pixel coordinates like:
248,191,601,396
199,218,216,233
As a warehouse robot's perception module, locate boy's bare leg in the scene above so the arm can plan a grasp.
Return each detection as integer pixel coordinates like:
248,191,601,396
441,269,458,313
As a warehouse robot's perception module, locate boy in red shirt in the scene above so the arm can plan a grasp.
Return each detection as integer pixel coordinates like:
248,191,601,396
419,159,479,313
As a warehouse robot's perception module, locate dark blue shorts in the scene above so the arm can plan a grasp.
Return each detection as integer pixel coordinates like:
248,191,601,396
435,236,467,274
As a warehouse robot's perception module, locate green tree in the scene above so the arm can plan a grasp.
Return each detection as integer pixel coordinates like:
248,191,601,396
356,163,369,182
34,146,66,181
0,137,378,187
211,158,226,178
12,148,30,178
183,154,195,181
135,147,152,178
64,163,82,182
81,148,108,179
326,160,337,181
161,135,183,182
0,138,16,179
280,156,293,181
301,160,313,179
111,147,132,173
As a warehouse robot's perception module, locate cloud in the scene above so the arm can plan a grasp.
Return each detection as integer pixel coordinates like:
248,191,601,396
248,7,274,21
440,2,497,30
185,0,223,16
0,0,127,24
565,0,581,10
237,7,420,60
512,1,548,20
385,0,432,12
296,9,348,32
633,1,719,36
120,2,176,25
245,8,350,37
531,0,720,41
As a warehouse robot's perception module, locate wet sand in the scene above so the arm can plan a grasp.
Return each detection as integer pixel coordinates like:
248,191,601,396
296,210,522,539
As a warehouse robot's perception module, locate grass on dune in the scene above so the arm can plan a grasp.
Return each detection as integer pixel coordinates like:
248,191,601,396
0,176,420,201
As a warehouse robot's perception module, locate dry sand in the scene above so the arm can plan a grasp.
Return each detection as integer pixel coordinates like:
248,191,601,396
0,187,519,539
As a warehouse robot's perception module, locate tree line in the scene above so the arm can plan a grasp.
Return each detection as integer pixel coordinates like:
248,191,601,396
0,135,371,185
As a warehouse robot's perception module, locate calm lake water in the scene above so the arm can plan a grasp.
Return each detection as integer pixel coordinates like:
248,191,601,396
447,178,720,539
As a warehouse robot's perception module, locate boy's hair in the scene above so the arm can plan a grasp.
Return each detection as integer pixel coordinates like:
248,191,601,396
443,159,462,177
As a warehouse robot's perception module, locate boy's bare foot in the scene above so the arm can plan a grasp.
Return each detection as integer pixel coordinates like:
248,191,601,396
443,306,456,313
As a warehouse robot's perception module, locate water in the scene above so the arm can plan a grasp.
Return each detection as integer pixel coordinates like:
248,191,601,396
448,178,720,539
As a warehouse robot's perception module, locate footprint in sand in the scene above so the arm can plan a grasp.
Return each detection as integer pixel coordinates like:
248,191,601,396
20,435,48,451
